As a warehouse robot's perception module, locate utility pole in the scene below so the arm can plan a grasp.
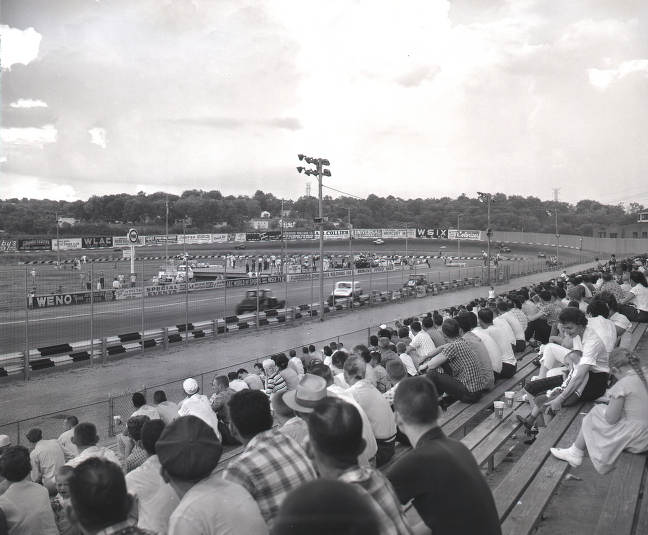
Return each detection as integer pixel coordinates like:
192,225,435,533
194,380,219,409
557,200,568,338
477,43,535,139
55,211,61,268
553,188,560,266
297,155,331,321
183,216,189,344
348,207,354,308
478,192,494,285
282,199,288,307
165,196,169,264
456,213,462,258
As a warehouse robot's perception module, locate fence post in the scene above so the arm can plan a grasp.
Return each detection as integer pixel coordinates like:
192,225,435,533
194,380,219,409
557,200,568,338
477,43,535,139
108,396,114,437
162,327,168,349
101,337,107,365
367,327,371,345
211,319,217,338
24,267,30,381
16,420,21,446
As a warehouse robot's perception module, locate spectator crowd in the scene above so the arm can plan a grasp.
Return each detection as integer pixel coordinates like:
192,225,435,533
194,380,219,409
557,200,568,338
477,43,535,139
1,254,647,534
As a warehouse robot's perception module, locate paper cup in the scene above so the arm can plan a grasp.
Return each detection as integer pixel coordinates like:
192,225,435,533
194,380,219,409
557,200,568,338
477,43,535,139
505,391,515,407
494,401,505,419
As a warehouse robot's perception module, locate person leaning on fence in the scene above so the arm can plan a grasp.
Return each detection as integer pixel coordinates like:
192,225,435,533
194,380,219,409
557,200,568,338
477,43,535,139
385,377,502,535
0,445,58,534
152,390,179,425
177,378,222,441
58,416,79,462
156,416,267,535
550,348,648,473
307,397,413,535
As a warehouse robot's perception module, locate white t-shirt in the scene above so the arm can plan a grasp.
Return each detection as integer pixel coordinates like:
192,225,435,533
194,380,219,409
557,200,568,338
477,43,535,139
471,327,503,373
572,326,610,374
493,316,516,346
398,353,418,376
502,311,525,341
408,330,436,359
484,325,517,366
178,394,221,440
587,316,617,353
610,312,631,332
630,284,648,312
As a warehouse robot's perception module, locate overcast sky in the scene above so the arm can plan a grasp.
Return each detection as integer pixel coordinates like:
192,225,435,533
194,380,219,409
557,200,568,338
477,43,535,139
1,0,647,205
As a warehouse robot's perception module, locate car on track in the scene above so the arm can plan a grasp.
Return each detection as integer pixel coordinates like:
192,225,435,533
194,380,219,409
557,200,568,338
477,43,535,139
403,275,428,289
235,289,285,315
372,238,385,245
328,281,363,304
537,252,546,258
500,246,511,253
234,243,246,250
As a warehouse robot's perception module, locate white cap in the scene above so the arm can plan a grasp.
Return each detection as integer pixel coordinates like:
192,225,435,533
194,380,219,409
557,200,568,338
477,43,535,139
182,378,199,395
0,435,11,448
380,324,387,330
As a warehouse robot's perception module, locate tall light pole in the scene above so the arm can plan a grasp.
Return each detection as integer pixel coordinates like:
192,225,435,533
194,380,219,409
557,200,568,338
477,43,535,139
552,188,560,266
182,216,189,344
348,207,354,308
297,154,330,321
55,211,61,268
456,213,462,258
477,192,494,285
165,196,169,263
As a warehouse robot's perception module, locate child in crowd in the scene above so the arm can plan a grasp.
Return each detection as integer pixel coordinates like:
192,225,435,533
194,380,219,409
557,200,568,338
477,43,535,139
50,465,78,535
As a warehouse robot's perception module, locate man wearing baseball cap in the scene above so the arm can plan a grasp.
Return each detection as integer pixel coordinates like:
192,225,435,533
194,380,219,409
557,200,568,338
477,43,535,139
177,378,221,441
157,415,267,535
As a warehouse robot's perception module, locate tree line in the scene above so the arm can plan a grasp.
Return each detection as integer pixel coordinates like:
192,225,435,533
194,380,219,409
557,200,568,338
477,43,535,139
0,190,642,237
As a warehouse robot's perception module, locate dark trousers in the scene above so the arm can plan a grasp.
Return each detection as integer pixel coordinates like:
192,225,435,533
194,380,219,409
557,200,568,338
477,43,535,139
218,420,241,446
525,371,608,405
494,362,517,380
514,340,526,353
375,436,396,467
427,371,481,403
525,318,552,344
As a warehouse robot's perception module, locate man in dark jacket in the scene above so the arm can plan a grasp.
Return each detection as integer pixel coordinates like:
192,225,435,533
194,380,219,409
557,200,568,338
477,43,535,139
386,376,501,535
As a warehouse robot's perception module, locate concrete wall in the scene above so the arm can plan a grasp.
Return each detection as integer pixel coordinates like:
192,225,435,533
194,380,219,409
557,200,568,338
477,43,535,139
491,230,648,256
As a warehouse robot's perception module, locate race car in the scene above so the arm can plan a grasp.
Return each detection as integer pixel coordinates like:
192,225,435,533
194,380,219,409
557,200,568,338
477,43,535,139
235,289,285,315
372,238,385,245
537,252,546,258
234,243,246,250
403,275,428,289
328,281,363,304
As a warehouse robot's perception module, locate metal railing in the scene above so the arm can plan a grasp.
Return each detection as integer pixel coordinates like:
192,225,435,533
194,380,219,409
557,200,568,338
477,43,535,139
0,255,590,446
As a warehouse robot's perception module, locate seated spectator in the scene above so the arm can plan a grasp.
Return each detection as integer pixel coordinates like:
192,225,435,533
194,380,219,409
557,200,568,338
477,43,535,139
209,375,240,446
492,302,517,350
224,390,316,526
253,362,266,387
0,436,11,496
386,377,501,535
542,308,612,414
0,446,58,534
152,390,179,425
227,371,250,392
509,295,529,333
497,300,526,352
125,416,150,472
422,316,444,348
396,342,417,376
322,345,333,366
476,308,517,378
307,398,413,535
66,422,121,468
67,457,147,534
379,337,400,364
308,364,378,467
26,427,65,495
271,393,309,447
619,271,648,322
238,368,264,390
273,480,380,535
406,322,435,365
368,335,379,352
369,351,391,393
157,416,267,534
597,272,625,302
595,292,631,337
287,350,305,377
177,378,221,440
58,416,79,462
455,312,495,391
263,358,287,395
274,353,300,390
396,326,411,347
330,350,350,389
550,348,648,473
343,356,397,466
384,360,408,406
125,420,178,534
421,319,487,405
130,392,160,421
49,466,76,535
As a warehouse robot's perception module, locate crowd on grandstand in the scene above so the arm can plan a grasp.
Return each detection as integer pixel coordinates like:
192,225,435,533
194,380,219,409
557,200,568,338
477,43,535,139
1,255,647,534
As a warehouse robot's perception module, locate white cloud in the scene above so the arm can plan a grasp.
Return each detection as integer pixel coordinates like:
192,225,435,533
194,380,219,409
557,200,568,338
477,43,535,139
0,125,57,147
9,98,48,108
588,59,648,89
88,127,107,149
0,171,77,201
0,25,41,70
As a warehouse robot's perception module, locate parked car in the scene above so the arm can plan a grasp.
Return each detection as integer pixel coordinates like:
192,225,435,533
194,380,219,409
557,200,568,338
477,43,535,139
328,281,363,304
235,289,285,315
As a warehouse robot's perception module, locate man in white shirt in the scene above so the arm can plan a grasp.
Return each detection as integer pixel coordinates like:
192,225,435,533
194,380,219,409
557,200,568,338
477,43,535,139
26,428,65,493
343,357,397,467
497,301,526,352
407,321,436,366
57,416,79,462
130,392,161,421
157,416,268,535
395,342,418,376
492,304,516,349
476,308,517,378
177,378,222,440
66,422,121,468
125,420,179,533
153,390,180,425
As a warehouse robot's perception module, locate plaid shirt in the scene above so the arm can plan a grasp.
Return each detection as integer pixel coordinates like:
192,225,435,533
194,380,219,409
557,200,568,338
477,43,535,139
125,444,148,473
339,467,413,535
96,520,154,534
223,428,316,527
443,338,486,393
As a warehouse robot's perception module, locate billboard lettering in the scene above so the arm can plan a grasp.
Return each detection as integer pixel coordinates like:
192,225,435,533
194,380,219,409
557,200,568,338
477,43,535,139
415,228,449,239
448,229,482,241
180,234,212,244
285,231,316,240
82,236,113,248
29,290,115,308
0,239,17,252
113,235,144,247
145,235,178,245
212,233,228,243
324,230,350,240
352,229,381,239
52,238,83,250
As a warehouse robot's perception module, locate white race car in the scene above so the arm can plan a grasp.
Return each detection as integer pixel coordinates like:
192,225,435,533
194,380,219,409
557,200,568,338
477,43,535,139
372,238,385,245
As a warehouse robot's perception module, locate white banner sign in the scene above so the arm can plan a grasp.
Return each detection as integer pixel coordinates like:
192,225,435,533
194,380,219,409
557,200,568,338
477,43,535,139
113,235,144,247
211,233,228,243
353,229,382,239
235,233,247,242
180,234,212,244
381,229,413,239
51,238,83,250
448,229,482,240
324,229,350,240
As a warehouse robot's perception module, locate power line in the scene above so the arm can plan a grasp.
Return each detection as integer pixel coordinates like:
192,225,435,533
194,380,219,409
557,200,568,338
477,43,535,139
321,184,364,200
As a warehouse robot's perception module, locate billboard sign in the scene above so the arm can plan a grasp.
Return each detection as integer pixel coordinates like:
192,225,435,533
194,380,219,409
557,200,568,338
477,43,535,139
145,234,178,245
52,238,83,250
415,228,449,239
113,235,144,247
82,236,113,249
448,229,482,240
353,229,381,239
285,231,316,240
324,230,350,240
0,239,17,252
29,290,115,308
18,238,52,251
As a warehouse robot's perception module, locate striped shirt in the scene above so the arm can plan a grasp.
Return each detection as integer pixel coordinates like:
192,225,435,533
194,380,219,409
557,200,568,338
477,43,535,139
265,371,287,395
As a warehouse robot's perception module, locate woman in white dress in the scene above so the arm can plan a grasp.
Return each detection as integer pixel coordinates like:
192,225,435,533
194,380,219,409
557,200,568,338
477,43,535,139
550,347,648,474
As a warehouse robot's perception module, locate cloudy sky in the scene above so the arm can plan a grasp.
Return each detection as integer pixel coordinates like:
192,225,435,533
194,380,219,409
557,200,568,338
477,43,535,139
1,0,647,205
